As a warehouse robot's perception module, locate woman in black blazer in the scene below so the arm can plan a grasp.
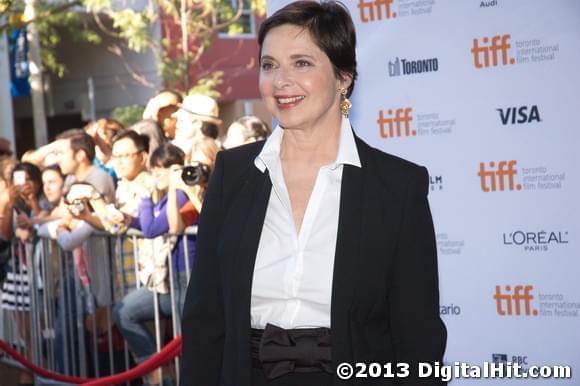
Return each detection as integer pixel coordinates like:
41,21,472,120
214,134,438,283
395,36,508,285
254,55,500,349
180,1,446,385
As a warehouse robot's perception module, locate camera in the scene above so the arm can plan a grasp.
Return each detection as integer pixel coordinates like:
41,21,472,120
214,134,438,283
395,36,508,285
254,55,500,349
68,199,85,216
181,163,210,186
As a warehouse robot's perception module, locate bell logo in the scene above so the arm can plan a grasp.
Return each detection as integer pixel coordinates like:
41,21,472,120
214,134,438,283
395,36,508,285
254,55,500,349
358,0,397,23
494,285,539,316
478,161,522,192
497,105,541,125
471,34,516,69
377,108,415,139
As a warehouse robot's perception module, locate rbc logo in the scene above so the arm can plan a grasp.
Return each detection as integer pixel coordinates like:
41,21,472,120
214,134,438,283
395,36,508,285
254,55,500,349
472,34,516,68
478,161,522,192
377,108,415,139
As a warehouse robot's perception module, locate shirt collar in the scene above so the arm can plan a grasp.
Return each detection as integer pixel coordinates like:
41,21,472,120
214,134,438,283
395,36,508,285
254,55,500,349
254,116,361,173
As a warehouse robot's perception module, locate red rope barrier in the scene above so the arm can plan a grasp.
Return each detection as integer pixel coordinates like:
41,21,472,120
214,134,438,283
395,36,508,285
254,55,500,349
0,335,182,385
82,336,182,386
0,339,89,384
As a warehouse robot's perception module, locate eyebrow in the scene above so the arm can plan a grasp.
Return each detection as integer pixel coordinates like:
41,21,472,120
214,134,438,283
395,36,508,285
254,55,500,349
260,54,317,62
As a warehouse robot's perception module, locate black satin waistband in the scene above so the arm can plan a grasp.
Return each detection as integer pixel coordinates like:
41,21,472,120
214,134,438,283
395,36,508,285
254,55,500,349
251,323,332,380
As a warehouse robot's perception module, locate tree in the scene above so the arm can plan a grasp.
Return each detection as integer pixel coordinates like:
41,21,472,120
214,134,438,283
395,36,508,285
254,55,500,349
1,0,102,77
1,0,266,95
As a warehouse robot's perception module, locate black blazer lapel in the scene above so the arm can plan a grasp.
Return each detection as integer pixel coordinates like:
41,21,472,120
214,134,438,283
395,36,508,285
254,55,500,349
219,166,272,385
331,160,365,369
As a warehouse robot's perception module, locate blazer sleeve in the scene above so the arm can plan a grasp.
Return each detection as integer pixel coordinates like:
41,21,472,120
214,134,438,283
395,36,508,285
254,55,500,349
180,151,225,386
389,166,447,385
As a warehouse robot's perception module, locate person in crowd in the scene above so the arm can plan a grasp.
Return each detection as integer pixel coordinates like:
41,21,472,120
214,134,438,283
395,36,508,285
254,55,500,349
171,93,221,162
0,158,17,283
84,118,124,183
167,137,218,234
129,119,167,157
0,162,45,385
113,143,194,385
222,115,272,149
180,2,446,386
56,129,116,204
143,89,183,140
41,165,65,212
0,162,47,241
53,130,118,347
0,137,13,161
79,129,154,297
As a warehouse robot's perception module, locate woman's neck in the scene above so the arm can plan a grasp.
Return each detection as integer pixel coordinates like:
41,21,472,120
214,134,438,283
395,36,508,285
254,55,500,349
280,115,342,166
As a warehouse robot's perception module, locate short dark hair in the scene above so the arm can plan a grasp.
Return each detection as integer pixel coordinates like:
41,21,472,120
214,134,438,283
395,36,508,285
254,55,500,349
258,0,357,97
149,143,185,168
129,120,166,154
12,162,43,198
200,122,219,139
112,129,150,153
42,164,65,180
235,116,271,141
56,129,96,162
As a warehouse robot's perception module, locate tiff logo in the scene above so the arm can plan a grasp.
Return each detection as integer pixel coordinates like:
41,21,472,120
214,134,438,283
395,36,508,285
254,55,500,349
471,34,516,69
494,285,538,316
497,105,541,125
358,0,397,23
377,108,415,138
478,161,522,192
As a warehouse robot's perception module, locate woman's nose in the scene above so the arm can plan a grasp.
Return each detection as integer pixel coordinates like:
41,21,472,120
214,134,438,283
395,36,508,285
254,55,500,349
274,67,292,89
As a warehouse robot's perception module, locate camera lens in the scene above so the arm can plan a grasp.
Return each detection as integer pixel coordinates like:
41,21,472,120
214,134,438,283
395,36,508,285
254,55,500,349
181,164,210,186
69,199,85,216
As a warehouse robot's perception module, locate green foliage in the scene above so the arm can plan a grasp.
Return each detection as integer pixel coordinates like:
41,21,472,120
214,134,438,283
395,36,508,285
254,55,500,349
110,104,145,127
188,71,224,99
0,0,266,94
111,9,153,53
1,0,101,77
37,3,102,77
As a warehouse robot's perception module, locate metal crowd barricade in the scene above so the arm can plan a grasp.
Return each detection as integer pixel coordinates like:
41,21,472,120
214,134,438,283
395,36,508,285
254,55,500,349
0,226,197,385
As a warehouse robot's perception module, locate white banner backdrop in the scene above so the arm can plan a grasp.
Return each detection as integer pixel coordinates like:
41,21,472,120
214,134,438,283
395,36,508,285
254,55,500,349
267,1,580,384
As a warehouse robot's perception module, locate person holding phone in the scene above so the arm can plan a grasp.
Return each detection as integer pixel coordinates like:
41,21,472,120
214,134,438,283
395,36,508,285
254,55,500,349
0,162,46,385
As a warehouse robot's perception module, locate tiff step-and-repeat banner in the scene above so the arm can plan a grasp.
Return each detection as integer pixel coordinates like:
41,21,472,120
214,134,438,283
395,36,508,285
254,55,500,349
268,1,579,383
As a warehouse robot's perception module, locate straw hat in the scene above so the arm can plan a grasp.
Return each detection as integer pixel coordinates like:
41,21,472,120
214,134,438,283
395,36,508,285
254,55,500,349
175,94,222,125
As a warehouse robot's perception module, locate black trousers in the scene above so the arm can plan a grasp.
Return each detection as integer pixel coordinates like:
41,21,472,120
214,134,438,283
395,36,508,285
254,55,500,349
251,366,333,386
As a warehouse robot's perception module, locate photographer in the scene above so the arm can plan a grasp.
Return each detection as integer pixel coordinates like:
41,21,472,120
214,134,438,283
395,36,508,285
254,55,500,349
167,137,218,234
113,143,194,386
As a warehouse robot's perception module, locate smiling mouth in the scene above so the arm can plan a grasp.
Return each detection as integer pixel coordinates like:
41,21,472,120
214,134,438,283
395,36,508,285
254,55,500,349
276,95,305,106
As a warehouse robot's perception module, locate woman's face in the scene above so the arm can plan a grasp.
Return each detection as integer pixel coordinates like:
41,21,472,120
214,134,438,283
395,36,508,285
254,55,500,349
151,166,170,191
13,170,41,198
42,169,64,204
259,24,349,132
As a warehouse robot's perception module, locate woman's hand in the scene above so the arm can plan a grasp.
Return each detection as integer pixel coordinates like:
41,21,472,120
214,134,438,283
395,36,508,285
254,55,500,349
19,182,39,210
168,165,184,191
5,185,20,205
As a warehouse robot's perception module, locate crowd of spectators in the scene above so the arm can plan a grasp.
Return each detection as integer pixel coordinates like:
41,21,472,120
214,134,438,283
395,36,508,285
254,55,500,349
0,90,271,385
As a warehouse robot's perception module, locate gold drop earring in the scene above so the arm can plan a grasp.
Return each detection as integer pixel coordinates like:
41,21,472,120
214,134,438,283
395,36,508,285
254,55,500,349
339,88,352,117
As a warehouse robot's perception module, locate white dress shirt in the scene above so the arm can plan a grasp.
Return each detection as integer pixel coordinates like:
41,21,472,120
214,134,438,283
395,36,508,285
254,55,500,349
251,117,361,329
